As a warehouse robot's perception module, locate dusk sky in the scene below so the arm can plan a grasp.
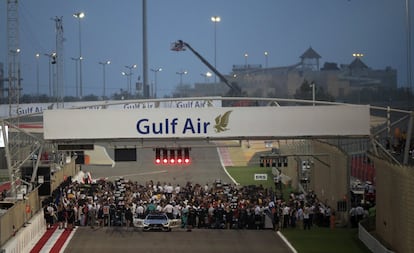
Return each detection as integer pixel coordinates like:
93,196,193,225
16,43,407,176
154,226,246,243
0,0,413,98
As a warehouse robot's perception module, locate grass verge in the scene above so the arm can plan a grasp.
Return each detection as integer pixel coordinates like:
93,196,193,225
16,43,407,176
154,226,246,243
226,166,371,253
226,166,293,200
281,226,371,253
225,166,275,189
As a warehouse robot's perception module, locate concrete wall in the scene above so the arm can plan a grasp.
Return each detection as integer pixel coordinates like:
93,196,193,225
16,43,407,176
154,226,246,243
280,140,349,223
0,187,40,248
279,140,413,251
1,211,46,253
0,159,79,248
309,141,349,223
374,157,414,253
50,159,77,191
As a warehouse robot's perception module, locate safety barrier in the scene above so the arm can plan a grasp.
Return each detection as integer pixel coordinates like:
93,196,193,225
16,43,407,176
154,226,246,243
1,211,46,253
359,220,394,253
373,157,414,253
0,159,78,249
0,188,40,248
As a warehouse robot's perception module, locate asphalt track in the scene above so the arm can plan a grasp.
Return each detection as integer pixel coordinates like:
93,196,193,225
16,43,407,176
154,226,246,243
64,227,293,253
82,141,236,186
63,142,294,253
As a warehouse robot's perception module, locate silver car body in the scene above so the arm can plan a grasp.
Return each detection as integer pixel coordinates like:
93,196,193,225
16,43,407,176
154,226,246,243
134,212,181,231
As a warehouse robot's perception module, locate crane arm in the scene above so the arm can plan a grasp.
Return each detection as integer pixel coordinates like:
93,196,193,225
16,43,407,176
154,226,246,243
171,40,241,96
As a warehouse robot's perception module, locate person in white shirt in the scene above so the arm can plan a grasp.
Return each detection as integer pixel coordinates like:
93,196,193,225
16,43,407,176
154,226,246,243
156,203,163,212
135,204,144,219
303,206,311,230
165,183,174,199
356,205,364,223
296,207,304,228
175,184,181,194
88,203,97,228
282,205,290,228
163,203,174,219
173,203,181,219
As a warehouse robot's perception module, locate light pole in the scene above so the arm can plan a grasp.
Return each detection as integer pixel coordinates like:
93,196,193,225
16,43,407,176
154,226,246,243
70,57,80,97
99,60,111,98
211,16,220,83
121,71,132,95
176,70,188,86
264,51,269,68
50,52,57,98
310,82,316,106
35,53,40,96
143,0,150,99
244,53,248,68
150,67,162,98
73,11,85,98
124,64,137,94
44,53,54,97
406,0,412,95
200,71,212,83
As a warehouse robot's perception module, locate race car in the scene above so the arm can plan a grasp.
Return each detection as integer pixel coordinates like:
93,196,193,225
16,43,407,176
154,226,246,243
134,212,181,231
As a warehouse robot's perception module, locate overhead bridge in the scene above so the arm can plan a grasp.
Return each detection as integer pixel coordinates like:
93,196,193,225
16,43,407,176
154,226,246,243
37,96,413,167
0,96,412,197
1,96,411,156
43,99,370,143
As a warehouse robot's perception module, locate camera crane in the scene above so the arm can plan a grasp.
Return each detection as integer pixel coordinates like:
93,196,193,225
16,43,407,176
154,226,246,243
171,40,242,97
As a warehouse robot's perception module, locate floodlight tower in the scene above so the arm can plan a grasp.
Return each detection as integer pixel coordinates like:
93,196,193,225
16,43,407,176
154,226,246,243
3,0,22,198
7,0,20,117
54,16,65,107
2,0,45,198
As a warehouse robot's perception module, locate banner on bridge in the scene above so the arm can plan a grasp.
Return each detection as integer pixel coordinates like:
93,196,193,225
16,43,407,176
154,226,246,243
0,98,221,117
43,105,370,140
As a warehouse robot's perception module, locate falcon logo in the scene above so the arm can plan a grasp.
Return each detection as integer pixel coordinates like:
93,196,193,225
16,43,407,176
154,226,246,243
214,110,232,133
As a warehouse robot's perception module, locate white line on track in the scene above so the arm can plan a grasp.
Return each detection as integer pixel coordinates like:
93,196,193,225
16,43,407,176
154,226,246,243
59,228,77,253
216,147,239,185
277,231,298,253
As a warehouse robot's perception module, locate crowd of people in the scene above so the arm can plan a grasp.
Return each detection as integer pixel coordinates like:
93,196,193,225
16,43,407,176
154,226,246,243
42,175,351,232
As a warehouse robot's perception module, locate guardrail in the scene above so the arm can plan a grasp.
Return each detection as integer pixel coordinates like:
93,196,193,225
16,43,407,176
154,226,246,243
359,218,394,253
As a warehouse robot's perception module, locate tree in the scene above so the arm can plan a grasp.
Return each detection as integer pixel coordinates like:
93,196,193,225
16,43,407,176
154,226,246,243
294,80,313,100
294,79,335,102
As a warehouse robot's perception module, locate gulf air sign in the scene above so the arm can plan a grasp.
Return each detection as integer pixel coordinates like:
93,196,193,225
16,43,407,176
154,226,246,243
0,99,221,117
43,105,370,140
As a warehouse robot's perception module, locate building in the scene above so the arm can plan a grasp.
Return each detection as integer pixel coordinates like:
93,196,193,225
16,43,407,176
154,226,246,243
180,47,398,100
